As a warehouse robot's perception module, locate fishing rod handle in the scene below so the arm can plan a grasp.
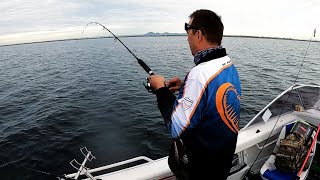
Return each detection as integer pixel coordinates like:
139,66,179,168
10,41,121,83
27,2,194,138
137,58,153,75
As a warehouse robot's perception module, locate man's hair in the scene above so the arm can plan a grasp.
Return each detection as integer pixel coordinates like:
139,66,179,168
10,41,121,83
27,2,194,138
189,9,224,45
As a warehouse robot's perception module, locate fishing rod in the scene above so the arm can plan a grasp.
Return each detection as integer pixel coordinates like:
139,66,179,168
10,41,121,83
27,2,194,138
246,28,317,176
82,22,155,93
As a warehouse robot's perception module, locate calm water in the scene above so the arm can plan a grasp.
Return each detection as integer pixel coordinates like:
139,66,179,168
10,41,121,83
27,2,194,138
0,36,319,179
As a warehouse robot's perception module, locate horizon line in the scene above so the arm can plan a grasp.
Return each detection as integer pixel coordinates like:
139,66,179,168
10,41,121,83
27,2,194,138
0,34,319,48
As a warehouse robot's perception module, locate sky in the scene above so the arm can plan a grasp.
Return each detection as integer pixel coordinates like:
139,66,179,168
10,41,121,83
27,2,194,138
0,0,320,45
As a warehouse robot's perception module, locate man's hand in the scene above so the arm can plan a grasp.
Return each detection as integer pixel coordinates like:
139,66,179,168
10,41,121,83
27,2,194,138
167,77,183,93
148,75,166,91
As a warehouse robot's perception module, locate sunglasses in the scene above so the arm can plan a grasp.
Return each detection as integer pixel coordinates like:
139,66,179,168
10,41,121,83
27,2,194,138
184,23,205,35
184,23,198,31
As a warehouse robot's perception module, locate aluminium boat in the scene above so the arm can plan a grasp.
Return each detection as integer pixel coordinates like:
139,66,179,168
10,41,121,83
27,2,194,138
64,84,320,180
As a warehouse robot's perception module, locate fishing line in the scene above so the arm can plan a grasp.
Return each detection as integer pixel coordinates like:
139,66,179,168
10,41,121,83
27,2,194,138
0,160,72,179
246,28,317,176
1,22,157,180
293,28,317,86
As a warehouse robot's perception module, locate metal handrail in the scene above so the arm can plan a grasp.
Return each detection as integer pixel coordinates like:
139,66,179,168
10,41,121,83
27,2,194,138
242,84,320,130
242,85,295,130
66,156,154,178
256,139,277,149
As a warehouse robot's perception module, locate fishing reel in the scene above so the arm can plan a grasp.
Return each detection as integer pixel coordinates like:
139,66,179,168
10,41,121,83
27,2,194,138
143,77,156,94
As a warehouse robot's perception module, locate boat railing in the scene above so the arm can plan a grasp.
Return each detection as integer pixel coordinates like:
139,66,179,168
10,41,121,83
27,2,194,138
66,147,154,179
242,84,320,130
242,85,296,130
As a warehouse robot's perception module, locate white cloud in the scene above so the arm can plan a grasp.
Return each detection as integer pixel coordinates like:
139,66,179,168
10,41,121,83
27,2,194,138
0,0,319,45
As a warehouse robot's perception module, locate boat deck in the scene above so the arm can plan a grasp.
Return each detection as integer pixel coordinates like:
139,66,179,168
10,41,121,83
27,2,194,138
247,140,320,180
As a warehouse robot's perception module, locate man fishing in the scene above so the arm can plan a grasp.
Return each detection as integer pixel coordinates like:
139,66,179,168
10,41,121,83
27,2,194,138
149,9,242,179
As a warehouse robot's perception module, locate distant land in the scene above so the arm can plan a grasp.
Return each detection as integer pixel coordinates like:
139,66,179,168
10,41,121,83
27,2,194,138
143,32,186,36
0,32,319,47
142,32,319,42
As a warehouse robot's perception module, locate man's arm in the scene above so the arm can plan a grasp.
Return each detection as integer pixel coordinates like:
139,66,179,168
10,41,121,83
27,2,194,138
155,87,176,125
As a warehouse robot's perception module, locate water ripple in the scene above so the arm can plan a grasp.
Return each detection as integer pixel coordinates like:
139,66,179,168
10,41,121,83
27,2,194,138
0,37,319,179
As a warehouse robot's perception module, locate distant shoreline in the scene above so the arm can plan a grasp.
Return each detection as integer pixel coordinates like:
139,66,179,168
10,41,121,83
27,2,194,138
0,34,319,48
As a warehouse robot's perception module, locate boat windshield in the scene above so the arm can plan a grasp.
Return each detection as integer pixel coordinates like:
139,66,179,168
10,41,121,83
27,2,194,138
243,85,320,129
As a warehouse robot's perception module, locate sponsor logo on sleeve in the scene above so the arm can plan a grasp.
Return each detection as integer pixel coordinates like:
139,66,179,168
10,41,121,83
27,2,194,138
178,97,194,111
216,83,240,133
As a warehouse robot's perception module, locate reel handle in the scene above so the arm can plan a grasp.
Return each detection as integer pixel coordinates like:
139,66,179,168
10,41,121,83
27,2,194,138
143,77,156,94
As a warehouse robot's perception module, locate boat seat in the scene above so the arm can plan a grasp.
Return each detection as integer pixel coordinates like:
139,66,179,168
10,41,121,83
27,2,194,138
260,121,316,180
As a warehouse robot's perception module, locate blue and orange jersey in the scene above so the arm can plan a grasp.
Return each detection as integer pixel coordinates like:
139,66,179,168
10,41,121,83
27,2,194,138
170,54,241,139
155,48,241,156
